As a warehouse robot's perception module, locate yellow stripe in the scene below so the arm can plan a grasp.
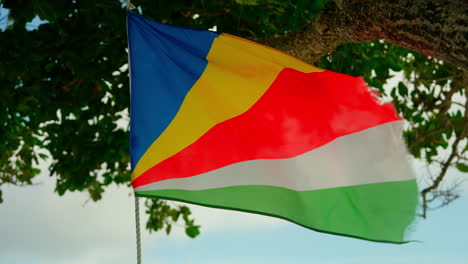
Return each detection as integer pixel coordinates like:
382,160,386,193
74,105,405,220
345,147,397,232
132,34,323,180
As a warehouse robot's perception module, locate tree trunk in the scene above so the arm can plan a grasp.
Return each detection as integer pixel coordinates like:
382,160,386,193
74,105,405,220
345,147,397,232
262,0,467,69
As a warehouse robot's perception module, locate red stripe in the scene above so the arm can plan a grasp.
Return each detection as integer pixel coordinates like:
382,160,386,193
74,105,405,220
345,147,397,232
133,69,400,188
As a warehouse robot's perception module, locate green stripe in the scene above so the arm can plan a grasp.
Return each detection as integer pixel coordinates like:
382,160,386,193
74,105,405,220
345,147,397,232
136,179,418,243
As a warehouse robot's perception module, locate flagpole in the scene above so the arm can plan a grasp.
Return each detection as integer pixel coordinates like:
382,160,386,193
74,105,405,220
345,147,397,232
126,1,140,263
134,196,142,264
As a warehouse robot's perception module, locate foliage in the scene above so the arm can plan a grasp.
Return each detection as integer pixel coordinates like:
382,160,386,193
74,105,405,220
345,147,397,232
318,41,466,164
0,0,465,234
318,42,467,216
145,199,200,238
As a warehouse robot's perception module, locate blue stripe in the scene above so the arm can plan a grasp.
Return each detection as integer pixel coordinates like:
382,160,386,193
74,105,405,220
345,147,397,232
127,11,220,168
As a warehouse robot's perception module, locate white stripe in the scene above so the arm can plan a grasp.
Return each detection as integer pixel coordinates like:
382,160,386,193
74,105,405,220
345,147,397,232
135,121,414,192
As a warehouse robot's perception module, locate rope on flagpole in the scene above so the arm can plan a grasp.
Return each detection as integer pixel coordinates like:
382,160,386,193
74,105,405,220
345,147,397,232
134,196,142,264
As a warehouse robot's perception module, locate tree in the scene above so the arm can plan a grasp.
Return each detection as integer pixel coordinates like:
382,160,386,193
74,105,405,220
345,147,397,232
0,0,466,237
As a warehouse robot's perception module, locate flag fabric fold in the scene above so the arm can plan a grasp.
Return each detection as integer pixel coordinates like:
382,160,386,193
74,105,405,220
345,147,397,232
127,10,418,243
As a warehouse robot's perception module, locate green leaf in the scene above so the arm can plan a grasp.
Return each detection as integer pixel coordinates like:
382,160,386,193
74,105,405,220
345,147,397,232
31,168,41,175
165,224,172,235
397,82,408,96
171,211,180,222
185,225,201,238
456,163,468,173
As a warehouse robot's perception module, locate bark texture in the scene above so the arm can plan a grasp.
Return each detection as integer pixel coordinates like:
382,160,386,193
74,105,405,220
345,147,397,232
262,0,468,69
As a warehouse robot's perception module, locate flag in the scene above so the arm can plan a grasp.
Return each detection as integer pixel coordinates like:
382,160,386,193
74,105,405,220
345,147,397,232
127,11,418,243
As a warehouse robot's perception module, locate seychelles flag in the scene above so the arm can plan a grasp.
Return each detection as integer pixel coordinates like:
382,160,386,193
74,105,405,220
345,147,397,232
127,11,418,243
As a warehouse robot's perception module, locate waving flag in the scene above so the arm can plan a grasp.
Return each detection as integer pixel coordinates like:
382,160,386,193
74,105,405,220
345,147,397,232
127,11,418,243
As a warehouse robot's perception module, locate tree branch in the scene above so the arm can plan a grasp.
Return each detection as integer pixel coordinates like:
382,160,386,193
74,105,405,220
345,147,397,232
259,1,354,64
421,76,468,218
408,81,464,150
262,0,467,69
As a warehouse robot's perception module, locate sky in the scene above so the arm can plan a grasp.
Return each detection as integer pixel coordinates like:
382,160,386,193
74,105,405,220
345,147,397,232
1,160,467,264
